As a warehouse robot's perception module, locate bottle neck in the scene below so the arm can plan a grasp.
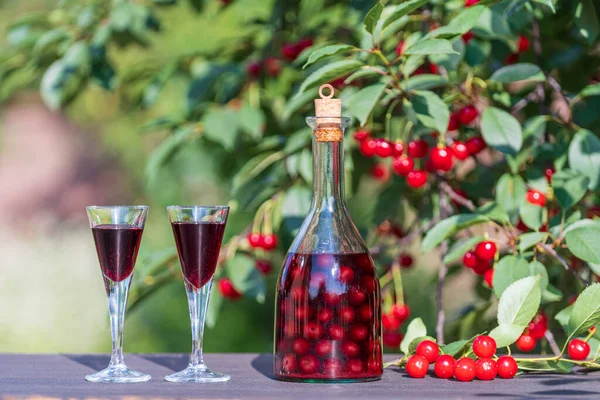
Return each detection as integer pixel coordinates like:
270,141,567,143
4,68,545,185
312,138,345,209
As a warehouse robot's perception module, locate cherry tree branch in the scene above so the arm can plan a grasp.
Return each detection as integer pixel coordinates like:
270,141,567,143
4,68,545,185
545,330,561,356
439,180,476,212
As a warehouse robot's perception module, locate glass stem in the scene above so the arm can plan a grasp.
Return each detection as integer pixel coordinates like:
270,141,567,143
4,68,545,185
186,279,212,368
106,276,132,368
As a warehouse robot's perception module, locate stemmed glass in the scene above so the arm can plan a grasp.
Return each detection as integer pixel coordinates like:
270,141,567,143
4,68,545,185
86,206,151,383
165,205,230,383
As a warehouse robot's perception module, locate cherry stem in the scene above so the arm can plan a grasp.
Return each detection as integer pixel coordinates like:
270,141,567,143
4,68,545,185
391,262,404,306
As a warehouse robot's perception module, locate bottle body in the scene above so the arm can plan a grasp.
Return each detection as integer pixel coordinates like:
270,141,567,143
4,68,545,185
273,117,382,382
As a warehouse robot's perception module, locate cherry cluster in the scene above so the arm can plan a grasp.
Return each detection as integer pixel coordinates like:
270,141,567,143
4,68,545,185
382,303,411,348
247,232,279,251
406,336,518,381
462,240,497,286
515,312,547,352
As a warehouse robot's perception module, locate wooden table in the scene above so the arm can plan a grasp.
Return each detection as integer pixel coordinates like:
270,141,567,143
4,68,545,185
1,353,599,399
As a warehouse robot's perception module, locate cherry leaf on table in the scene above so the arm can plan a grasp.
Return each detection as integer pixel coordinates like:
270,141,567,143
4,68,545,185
400,318,427,355
516,359,573,373
568,283,600,337
497,276,541,327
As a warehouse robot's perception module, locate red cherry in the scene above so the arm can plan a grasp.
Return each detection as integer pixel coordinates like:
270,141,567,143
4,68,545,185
407,139,429,158
472,335,497,358
447,113,460,131
347,359,364,374
463,251,478,269
348,288,367,305
328,324,345,340
383,332,403,348
528,312,548,340
464,0,480,6
382,314,401,331
303,321,324,340
292,337,311,355
505,53,519,65
475,358,498,381
457,105,478,125
451,142,470,160
314,339,333,356
218,278,242,300
341,340,360,357
399,254,414,268
255,259,272,275
322,358,345,374
475,241,497,261
247,232,262,248
434,355,456,379
392,141,404,157
473,258,491,275
298,355,319,374
375,139,393,158
360,275,376,292
309,272,326,291
391,304,410,323
526,189,546,206
246,61,261,79
294,305,311,320
338,266,355,284
354,129,370,142
263,57,281,77
323,292,342,306
371,164,390,181
350,323,369,342
416,340,439,363
412,66,427,76
484,269,494,288
281,43,300,61
517,35,530,53
462,31,474,44
282,354,297,372
357,304,374,322
545,167,555,183
406,355,429,378
428,63,439,74
392,156,414,176
359,138,377,157
430,147,454,171
395,41,405,57
317,308,333,323
465,136,486,154
497,356,518,379
406,170,428,188
339,306,356,324
516,334,536,352
368,359,382,372
568,339,591,360
296,37,314,52
260,233,278,250
454,357,476,382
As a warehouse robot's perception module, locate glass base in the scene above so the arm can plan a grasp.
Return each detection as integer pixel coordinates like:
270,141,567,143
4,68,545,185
165,364,231,383
85,365,151,383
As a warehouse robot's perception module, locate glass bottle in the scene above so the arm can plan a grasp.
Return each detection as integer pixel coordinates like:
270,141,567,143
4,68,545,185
273,85,382,382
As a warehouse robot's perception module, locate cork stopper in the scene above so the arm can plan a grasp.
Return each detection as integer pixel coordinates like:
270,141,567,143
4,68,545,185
313,84,343,142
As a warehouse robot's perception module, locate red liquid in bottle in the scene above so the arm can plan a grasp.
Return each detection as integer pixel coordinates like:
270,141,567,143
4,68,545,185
171,221,226,288
274,252,382,381
92,224,143,282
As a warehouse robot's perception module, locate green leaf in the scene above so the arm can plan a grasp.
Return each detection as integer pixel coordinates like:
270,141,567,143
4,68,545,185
522,116,548,141
519,201,544,231
303,44,356,69
497,276,542,327
443,236,485,264
203,108,239,151
477,202,510,224
481,107,523,156
381,0,428,30
238,104,265,142
145,126,196,184
555,305,573,330
231,151,285,195
495,173,526,217
422,214,489,252
298,60,364,94
408,336,437,354
518,232,547,252
206,282,223,328
227,253,265,303
566,224,600,264
578,83,600,99
532,0,556,13
569,284,600,337
404,39,459,55
489,323,525,348
568,129,600,190
551,169,590,210
492,255,531,298
424,5,486,39
411,90,450,134
400,318,427,354
283,90,315,121
400,74,448,91
363,2,384,34
517,359,573,373
489,63,545,83
345,83,386,126
575,0,599,45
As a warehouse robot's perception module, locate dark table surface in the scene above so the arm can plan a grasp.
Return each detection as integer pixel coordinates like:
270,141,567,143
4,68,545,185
1,353,599,399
